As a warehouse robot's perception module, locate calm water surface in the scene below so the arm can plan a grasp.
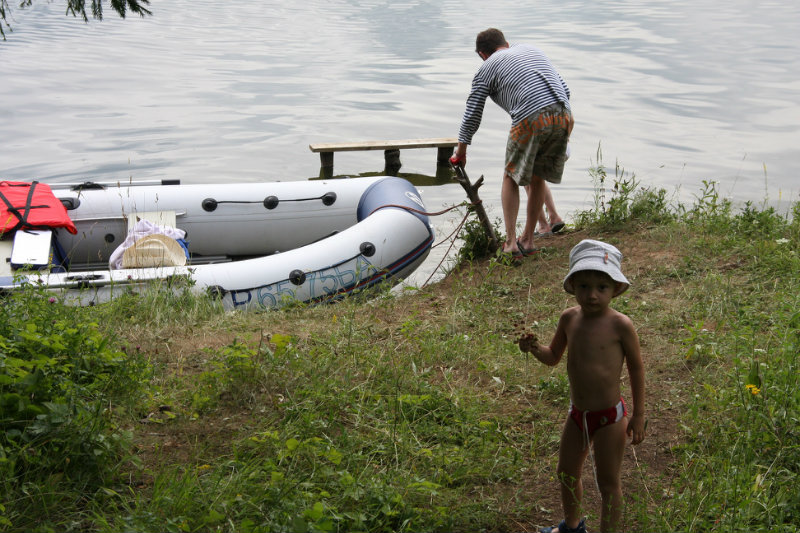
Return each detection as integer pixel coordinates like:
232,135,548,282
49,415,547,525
2,0,799,282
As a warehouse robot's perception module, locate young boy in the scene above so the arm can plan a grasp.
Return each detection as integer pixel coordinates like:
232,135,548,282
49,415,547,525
518,239,646,533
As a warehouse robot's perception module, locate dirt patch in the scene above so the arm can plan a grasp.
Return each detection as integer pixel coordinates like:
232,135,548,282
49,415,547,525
124,226,699,532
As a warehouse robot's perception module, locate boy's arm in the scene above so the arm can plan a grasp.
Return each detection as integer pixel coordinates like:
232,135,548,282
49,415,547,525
519,311,569,366
621,316,646,444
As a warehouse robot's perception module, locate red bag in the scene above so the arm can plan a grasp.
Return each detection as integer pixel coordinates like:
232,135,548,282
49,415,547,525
0,181,78,235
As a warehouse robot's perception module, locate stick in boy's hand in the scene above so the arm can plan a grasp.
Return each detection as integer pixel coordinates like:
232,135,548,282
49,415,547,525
517,332,539,354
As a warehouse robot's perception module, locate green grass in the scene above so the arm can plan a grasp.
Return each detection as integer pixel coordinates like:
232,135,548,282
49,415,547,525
2,159,799,532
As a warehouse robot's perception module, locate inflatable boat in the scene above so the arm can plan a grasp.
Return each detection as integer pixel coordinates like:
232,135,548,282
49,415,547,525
0,176,434,310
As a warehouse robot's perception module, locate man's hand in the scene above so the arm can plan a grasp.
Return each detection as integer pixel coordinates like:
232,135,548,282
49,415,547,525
449,153,466,167
450,142,468,167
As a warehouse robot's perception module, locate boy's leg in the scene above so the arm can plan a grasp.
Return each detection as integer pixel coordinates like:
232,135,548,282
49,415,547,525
556,417,589,531
592,417,628,532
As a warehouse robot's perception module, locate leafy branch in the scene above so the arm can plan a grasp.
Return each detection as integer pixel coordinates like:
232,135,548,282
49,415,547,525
2,0,151,39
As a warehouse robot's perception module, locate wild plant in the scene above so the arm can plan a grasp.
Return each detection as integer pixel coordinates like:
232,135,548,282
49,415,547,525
574,144,673,229
0,284,149,531
455,215,504,265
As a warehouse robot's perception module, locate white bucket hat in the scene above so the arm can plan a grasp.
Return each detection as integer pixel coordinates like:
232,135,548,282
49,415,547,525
563,239,630,296
122,234,187,269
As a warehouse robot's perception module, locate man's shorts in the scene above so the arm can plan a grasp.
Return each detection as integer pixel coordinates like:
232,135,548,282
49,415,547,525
505,103,574,186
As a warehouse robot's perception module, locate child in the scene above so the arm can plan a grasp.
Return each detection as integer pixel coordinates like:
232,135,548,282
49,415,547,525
519,239,646,533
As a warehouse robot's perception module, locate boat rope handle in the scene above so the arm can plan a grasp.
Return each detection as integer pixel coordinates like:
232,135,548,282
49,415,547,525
201,192,337,212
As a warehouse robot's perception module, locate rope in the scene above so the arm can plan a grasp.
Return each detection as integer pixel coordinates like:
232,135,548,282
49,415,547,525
420,209,471,288
368,199,483,288
367,201,471,218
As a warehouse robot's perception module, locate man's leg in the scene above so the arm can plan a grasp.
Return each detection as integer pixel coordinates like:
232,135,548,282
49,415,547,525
525,184,548,234
543,183,564,230
501,174,520,253
518,176,545,251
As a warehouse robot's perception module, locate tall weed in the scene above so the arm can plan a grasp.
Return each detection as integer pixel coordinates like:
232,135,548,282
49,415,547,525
573,144,674,229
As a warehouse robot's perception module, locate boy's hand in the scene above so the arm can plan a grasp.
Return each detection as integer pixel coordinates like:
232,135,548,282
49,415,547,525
517,333,539,354
627,414,646,445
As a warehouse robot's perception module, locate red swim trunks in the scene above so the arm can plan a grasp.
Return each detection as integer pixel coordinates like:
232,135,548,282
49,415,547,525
569,398,627,439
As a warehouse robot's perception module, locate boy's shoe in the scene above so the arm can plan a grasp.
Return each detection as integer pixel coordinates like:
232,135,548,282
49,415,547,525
540,518,586,533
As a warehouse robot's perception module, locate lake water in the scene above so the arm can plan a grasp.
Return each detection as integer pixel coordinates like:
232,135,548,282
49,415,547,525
2,0,799,283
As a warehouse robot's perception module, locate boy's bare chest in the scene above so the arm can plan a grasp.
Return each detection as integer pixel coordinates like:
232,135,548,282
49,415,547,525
565,319,624,366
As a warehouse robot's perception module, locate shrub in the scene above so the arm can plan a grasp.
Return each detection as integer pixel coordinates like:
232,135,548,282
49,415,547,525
0,284,149,530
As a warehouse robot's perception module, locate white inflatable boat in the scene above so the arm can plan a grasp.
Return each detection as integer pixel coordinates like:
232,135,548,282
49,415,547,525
0,176,434,310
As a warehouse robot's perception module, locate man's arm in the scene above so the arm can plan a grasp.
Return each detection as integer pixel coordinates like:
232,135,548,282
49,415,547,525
455,75,491,160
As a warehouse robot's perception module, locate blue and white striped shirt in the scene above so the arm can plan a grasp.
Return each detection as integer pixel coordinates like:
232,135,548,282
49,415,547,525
458,44,571,145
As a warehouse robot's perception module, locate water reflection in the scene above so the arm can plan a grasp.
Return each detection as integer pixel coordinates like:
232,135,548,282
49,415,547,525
1,0,799,282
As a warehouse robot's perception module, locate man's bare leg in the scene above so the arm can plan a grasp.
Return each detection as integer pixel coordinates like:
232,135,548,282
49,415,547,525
519,177,545,250
501,175,521,253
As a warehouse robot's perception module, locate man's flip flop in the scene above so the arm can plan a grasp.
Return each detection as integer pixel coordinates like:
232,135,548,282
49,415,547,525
550,221,566,234
540,518,586,533
500,248,524,262
517,240,540,257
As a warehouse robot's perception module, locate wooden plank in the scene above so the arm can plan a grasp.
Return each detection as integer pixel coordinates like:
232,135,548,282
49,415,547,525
309,137,458,153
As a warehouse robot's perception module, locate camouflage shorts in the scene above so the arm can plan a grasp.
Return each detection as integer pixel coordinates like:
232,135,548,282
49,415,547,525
505,103,574,186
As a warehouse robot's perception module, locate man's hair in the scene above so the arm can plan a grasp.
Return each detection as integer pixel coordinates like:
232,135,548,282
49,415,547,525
475,28,508,55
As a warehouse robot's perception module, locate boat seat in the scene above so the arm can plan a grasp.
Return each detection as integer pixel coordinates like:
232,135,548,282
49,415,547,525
10,229,53,270
127,210,177,231
0,239,13,276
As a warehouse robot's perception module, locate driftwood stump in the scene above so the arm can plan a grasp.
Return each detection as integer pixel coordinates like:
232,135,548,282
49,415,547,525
451,163,500,253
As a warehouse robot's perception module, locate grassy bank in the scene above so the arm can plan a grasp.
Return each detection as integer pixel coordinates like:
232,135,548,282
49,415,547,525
2,169,799,532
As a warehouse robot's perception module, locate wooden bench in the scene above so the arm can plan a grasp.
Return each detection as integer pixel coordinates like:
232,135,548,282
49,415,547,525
309,138,458,178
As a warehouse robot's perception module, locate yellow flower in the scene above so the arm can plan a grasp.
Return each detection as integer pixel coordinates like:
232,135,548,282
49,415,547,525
745,384,760,395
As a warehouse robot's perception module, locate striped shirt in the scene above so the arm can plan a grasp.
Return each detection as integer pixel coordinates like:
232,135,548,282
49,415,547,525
458,44,571,145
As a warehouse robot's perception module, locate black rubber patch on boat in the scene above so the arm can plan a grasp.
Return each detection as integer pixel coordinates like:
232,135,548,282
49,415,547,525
264,196,279,210
321,192,337,206
360,242,376,257
289,269,306,285
207,285,226,299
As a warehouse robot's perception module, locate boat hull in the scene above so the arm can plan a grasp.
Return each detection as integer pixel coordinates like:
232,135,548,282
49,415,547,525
0,176,434,310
